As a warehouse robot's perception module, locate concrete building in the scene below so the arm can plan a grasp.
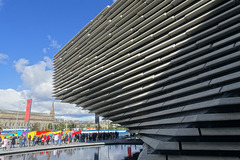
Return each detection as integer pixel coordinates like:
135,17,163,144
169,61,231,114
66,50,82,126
53,1,240,159
0,104,55,130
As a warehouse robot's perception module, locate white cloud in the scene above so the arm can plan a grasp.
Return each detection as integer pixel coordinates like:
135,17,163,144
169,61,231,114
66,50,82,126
0,89,29,111
0,53,9,64
43,48,50,54
14,57,53,100
14,58,29,72
43,35,61,54
0,56,93,121
54,103,94,120
47,35,52,41
44,56,53,69
50,39,61,49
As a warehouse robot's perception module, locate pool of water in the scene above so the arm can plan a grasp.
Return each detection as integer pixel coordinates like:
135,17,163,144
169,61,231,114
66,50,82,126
1,145,142,160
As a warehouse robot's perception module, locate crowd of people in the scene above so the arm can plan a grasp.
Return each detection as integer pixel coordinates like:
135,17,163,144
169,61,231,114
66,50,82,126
0,131,120,151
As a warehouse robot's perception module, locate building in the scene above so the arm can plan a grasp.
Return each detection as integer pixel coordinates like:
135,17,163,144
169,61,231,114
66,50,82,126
53,1,240,159
0,103,55,130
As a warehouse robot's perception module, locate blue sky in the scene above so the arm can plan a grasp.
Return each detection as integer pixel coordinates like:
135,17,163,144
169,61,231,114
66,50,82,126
0,0,115,121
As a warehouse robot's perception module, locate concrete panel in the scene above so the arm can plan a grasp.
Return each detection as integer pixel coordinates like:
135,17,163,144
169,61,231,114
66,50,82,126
201,128,240,136
210,71,240,85
196,22,240,47
141,135,179,150
164,88,221,107
188,44,234,69
198,60,240,80
131,107,183,122
182,142,240,151
206,51,240,69
212,32,240,49
156,128,199,136
139,117,185,127
171,45,212,65
217,6,240,29
182,113,240,123
221,82,240,93
182,99,220,111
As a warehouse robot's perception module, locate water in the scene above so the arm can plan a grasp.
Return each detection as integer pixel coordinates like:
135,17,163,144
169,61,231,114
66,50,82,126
1,145,142,160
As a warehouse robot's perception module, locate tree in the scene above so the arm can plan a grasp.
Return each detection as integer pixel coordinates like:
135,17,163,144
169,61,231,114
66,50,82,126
67,124,72,130
109,124,114,130
58,123,66,130
54,124,59,130
48,123,53,130
31,122,40,131
86,123,90,128
100,126,103,130
43,126,48,131
67,123,76,130
79,125,84,130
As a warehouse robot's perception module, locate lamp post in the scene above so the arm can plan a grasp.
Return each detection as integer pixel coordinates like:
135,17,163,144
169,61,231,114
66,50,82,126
15,106,19,131
15,101,24,131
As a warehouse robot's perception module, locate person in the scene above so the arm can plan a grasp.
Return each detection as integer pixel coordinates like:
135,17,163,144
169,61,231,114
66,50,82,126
89,133,92,142
82,134,85,142
68,136,70,144
76,134,79,142
51,134,54,145
33,135,37,146
23,135,26,147
41,135,45,145
54,134,59,145
19,135,23,147
28,135,31,147
37,135,40,145
71,133,73,143
35,136,39,145
65,135,68,144
58,133,62,145
2,137,8,151
36,135,39,146
103,132,105,140
74,134,77,142
0,136,2,143
10,135,16,150
46,135,50,145
62,135,65,144
32,135,35,146
79,133,82,142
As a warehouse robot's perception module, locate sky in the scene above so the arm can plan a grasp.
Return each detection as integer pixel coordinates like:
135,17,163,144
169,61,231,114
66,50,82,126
0,0,116,121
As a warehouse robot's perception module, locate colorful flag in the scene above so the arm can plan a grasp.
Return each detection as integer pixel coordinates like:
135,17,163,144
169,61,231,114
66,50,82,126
24,99,32,122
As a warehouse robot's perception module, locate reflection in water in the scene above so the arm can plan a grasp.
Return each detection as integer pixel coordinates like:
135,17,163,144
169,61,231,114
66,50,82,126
94,147,99,160
3,145,142,160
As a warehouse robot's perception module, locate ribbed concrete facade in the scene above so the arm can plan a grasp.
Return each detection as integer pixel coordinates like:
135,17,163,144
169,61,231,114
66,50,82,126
53,0,240,159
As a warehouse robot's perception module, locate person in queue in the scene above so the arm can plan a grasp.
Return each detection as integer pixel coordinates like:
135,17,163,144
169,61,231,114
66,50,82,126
1,137,8,151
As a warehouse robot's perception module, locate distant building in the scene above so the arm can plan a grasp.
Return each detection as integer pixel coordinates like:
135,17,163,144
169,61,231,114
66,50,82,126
0,103,55,130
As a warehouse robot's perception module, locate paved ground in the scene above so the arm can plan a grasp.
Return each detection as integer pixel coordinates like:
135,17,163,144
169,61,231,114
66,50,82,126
0,139,142,156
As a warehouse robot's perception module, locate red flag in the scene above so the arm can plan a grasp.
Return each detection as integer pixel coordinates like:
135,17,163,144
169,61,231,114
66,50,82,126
128,147,131,157
24,99,32,122
36,131,50,135
72,130,81,135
